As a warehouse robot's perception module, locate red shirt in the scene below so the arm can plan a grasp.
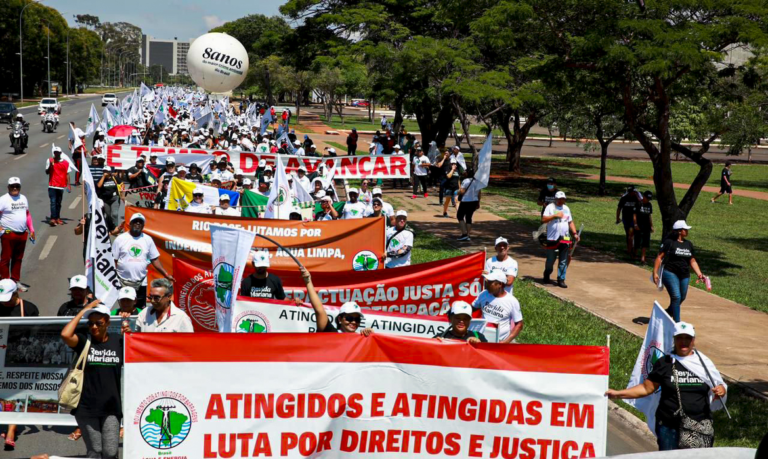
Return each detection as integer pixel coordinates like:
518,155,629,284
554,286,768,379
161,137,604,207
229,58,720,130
47,159,70,189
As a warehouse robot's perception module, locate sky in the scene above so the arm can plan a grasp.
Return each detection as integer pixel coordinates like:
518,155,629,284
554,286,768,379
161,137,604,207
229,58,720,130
48,0,288,40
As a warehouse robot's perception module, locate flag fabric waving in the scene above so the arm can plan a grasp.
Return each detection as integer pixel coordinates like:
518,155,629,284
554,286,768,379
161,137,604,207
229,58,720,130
84,104,100,138
474,134,493,189
168,179,239,211
210,224,256,332
265,154,292,219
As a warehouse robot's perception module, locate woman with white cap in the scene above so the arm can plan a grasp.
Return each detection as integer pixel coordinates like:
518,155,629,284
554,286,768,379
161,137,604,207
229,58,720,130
653,220,706,322
60,300,124,459
606,322,727,451
301,267,373,335
433,301,487,343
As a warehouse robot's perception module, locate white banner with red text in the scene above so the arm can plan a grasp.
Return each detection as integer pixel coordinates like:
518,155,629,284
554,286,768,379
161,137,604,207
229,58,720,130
231,297,498,342
106,144,410,178
124,333,608,458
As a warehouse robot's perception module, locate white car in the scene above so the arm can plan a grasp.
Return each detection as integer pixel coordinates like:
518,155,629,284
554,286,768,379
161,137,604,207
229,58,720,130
38,98,60,115
102,93,118,106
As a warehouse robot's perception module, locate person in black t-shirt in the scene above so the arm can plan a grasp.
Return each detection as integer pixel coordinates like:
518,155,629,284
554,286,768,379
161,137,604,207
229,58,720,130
652,220,706,322
61,301,123,459
127,157,153,189
0,278,39,317
240,250,286,300
537,177,558,215
632,191,654,263
433,301,487,343
711,161,733,205
440,158,460,218
300,267,373,335
606,322,727,451
616,185,642,257
57,275,92,317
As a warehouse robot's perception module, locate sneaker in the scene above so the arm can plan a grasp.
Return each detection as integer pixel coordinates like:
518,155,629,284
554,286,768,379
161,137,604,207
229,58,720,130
16,282,29,292
411,195,417,199
557,280,568,288
457,234,469,241
56,219,64,225
49,219,58,227
442,212,448,218
542,276,551,285
424,193,428,198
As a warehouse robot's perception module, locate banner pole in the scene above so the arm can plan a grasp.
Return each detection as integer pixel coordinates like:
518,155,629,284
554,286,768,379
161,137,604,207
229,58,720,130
253,233,304,270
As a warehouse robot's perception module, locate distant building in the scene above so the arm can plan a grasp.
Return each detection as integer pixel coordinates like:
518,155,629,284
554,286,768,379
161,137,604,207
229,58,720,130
140,35,191,75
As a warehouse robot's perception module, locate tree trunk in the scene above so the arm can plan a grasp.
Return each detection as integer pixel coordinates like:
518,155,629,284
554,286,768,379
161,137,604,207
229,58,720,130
548,127,553,147
451,95,478,157
413,98,453,146
295,91,301,124
392,95,405,137
502,110,538,173
599,141,609,196
748,147,752,163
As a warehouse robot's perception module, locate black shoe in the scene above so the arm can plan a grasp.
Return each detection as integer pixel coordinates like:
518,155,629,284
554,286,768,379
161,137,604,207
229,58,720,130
457,234,469,241
542,276,551,285
442,213,448,218
16,282,30,292
557,280,568,288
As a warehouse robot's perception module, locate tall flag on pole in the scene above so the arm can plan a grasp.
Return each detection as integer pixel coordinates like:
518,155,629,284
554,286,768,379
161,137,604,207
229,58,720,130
153,97,168,126
260,110,273,136
265,154,292,219
84,104,100,138
210,224,256,332
474,134,493,190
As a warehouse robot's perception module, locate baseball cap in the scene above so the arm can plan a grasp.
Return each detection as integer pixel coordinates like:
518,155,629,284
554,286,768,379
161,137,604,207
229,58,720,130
673,220,692,230
219,194,230,202
265,166,273,172
234,168,244,175
177,166,187,173
348,187,359,195
258,159,267,167
150,152,158,158
242,178,252,186
310,144,317,149
102,166,114,172
450,157,457,164
129,213,146,223
8,177,21,186
328,147,336,153
554,191,566,199
644,191,653,198
395,210,408,218
251,250,270,268
673,322,695,337
321,196,333,203
69,275,88,290
0,279,18,302
452,145,460,151
298,166,307,173
315,190,326,199
135,156,145,162
483,270,507,284
450,301,473,317
193,187,204,195
547,177,556,183
293,140,301,146
339,301,364,317
372,187,383,196
118,287,137,301
166,157,176,165
495,237,509,247
393,145,401,150
83,304,112,320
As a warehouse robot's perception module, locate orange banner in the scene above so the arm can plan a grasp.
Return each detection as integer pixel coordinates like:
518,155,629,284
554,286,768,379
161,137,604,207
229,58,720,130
124,207,385,276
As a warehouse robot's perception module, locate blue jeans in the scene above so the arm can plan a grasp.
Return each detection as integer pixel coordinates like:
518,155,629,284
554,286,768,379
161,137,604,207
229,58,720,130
662,270,689,322
48,188,64,220
544,244,569,280
655,420,679,451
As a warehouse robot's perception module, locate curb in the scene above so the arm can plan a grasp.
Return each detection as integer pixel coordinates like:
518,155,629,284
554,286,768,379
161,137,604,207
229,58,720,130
608,401,657,443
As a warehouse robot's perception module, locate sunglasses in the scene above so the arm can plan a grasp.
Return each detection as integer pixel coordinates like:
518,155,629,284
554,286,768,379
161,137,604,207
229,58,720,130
341,315,362,323
373,202,382,207
9,185,21,189
147,294,169,302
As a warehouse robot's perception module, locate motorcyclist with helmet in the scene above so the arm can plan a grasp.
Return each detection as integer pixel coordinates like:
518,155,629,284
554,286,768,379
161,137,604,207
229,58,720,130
40,110,59,132
7,114,29,150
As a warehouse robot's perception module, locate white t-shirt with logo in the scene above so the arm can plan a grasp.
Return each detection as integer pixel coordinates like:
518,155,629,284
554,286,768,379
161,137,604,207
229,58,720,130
112,232,161,283
413,156,430,176
365,200,394,218
472,291,523,342
211,169,235,183
543,203,573,241
342,201,367,219
460,179,480,202
385,227,413,268
485,256,518,294
0,194,29,233
256,143,269,154
185,202,211,214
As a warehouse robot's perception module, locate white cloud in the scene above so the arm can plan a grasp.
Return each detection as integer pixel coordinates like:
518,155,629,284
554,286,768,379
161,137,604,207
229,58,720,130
203,15,227,30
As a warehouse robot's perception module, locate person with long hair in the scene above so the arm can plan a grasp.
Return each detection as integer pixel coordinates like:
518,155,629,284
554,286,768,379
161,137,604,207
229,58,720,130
653,220,706,322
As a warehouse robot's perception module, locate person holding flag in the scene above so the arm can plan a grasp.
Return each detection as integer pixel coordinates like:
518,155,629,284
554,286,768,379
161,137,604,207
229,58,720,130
84,104,100,138
45,146,71,226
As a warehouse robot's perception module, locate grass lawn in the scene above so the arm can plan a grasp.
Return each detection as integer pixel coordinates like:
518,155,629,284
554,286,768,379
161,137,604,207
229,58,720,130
83,87,137,94
410,228,767,447
526,156,768,193
326,141,348,152
320,115,505,136
486,158,768,313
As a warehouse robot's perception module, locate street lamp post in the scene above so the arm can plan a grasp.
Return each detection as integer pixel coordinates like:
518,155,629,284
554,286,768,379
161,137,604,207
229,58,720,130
19,0,39,105
46,22,50,96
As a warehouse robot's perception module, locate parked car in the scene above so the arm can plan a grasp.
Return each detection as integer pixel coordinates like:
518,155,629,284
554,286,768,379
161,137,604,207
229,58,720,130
351,99,370,107
0,102,18,124
102,93,118,106
38,98,61,115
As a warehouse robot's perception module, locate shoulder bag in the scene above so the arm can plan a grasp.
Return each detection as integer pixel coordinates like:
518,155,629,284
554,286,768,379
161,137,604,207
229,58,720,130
58,336,91,410
672,359,715,449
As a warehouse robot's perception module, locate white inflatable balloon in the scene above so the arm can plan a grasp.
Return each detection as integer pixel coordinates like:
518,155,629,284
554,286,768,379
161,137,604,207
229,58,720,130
187,33,249,93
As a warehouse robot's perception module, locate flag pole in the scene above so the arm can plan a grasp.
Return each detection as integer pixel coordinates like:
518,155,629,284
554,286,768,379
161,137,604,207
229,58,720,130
253,233,304,270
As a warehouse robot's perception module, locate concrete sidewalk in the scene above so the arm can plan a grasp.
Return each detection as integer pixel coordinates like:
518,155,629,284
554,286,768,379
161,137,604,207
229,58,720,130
385,187,768,397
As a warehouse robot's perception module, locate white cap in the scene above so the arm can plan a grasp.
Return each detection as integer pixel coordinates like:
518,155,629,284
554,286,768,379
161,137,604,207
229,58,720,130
393,145,401,150
83,304,112,319
450,301,473,317
166,156,176,164
395,210,408,218
315,190,326,199
321,196,333,203
673,220,692,230
219,194,230,201
293,140,301,146
0,279,18,302
8,177,21,186
242,178,252,186
310,144,317,149
234,168,244,175
328,147,336,153
290,206,302,216
348,187,359,195
450,157,457,164
102,166,114,172
118,287,137,301
339,301,364,317
483,270,507,284
673,322,695,337
419,156,430,163
251,249,270,268
555,191,566,199
452,145,461,151
69,275,88,290
193,187,204,195
372,187,383,195
129,213,146,223
298,166,307,173
150,152,158,158
495,237,509,247
265,166,273,172
258,159,267,167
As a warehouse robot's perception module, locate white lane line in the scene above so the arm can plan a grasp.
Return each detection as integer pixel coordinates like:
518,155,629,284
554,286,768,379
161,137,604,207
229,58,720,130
39,143,49,148
69,195,82,210
13,154,26,161
38,235,58,260
57,134,65,139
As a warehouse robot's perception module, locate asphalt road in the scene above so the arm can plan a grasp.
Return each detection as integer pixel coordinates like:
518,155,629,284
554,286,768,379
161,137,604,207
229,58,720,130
1,95,656,457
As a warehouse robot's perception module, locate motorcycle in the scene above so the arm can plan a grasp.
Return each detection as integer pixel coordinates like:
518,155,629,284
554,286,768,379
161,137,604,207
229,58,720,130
7,121,28,155
41,112,58,133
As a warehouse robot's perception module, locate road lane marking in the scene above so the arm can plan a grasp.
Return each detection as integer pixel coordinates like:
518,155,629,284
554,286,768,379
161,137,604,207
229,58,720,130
13,154,27,161
39,143,49,148
69,195,82,209
38,235,58,260
57,134,65,139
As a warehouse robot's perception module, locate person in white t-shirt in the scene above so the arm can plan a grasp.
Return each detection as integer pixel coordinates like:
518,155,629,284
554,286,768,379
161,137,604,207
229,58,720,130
212,194,241,217
485,236,518,294
294,140,305,156
368,188,395,226
112,213,174,309
541,191,580,288
296,167,311,193
342,188,367,219
412,149,431,198
359,179,373,206
0,177,35,289
385,210,413,268
211,159,235,184
457,170,481,241
185,188,211,214
472,270,523,343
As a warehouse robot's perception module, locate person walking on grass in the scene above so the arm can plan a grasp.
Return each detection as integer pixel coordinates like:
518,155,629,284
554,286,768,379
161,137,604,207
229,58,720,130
457,170,481,242
653,220,706,322
633,191,654,263
711,161,733,205
617,185,642,257
541,191,580,288
441,158,460,218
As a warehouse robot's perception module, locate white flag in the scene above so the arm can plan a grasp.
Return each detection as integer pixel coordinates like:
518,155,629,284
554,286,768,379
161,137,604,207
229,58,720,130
82,150,121,308
474,134,493,189
70,123,84,154
154,98,168,126
625,302,676,434
265,154,293,219
210,224,256,332
84,104,100,138
277,130,295,154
